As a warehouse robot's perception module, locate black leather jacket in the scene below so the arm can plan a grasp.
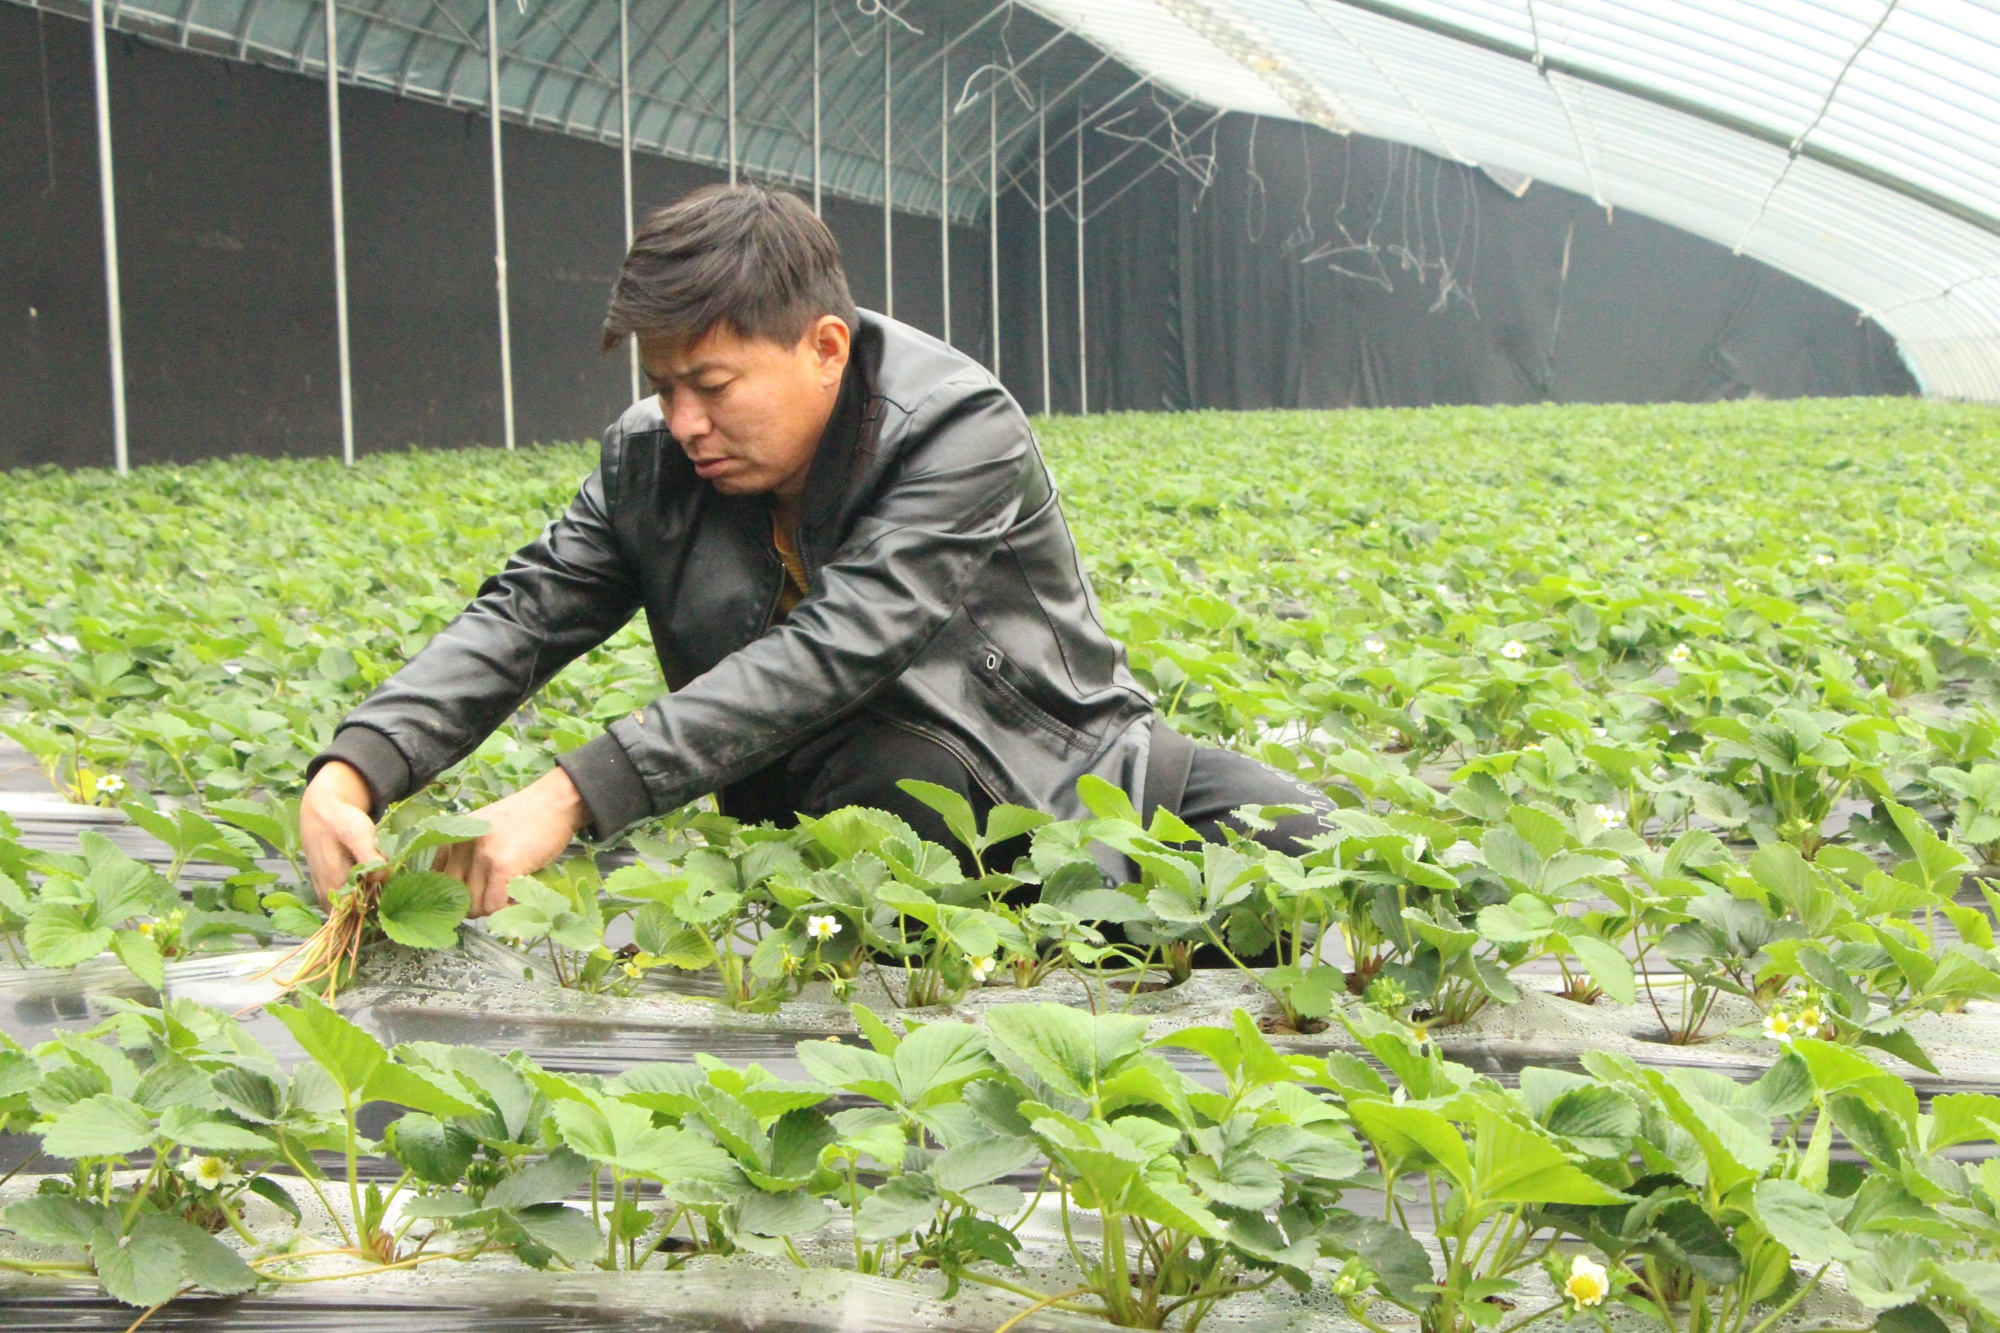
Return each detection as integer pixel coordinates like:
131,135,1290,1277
312,312,1158,839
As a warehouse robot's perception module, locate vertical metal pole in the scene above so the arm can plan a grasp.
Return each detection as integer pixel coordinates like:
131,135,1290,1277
988,87,998,377
882,22,893,318
1037,88,1049,416
620,0,638,403
1075,102,1086,415
487,0,515,451
726,0,736,183
811,0,821,215
90,0,128,475
326,0,354,464
939,49,950,346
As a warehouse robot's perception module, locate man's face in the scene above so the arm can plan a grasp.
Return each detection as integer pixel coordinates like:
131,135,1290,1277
639,316,850,502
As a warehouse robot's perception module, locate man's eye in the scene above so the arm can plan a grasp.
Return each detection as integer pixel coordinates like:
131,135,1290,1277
697,381,729,397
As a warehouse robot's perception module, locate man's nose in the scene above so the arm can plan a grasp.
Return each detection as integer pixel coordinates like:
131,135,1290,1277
667,387,710,443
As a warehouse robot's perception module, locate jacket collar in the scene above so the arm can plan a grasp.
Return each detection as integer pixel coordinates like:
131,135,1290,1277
799,314,880,535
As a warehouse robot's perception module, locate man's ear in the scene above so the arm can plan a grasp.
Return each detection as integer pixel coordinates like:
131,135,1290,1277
810,315,851,387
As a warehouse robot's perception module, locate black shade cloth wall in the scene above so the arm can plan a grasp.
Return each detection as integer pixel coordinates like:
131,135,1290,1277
3,8,1911,473
994,114,1914,415
0,5,982,470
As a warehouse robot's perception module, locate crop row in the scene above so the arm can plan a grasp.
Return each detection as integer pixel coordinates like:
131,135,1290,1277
4,402,2000,859
3,759,1995,1070
8,968,2000,1332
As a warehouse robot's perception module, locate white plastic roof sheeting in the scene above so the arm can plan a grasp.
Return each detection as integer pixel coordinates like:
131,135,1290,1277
1022,0,2000,399
15,0,1999,398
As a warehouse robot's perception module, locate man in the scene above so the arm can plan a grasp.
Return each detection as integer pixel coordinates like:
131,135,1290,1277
301,183,1328,912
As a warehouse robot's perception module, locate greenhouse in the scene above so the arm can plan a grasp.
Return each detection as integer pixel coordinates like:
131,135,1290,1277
5,2,2000,1332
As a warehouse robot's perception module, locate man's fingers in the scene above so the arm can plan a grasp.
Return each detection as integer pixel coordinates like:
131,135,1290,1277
338,817,384,872
471,850,515,919
431,841,473,886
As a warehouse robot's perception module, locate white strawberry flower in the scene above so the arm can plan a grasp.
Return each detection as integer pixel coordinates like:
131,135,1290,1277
1362,637,1386,654
1815,552,1834,567
806,914,841,941
1566,1253,1610,1308
1762,1010,1795,1044
93,774,126,799
967,956,995,984
179,1156,242,1191
1594,804,1625,827
1500,640,1527,660
1667,643,1692,666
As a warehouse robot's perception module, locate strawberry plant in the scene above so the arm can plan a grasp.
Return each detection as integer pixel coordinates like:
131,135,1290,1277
263,810,486,999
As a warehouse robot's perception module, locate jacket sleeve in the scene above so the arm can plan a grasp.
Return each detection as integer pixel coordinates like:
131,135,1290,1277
306,452,642,820
562,373,1033,838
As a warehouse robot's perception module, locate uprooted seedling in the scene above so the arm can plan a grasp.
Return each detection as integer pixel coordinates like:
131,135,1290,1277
261,811,488,999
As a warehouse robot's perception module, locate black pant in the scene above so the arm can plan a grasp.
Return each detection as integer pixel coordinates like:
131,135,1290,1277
720,713,1334,870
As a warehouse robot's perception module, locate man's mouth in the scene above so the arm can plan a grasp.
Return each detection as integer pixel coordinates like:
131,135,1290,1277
691,456,733,479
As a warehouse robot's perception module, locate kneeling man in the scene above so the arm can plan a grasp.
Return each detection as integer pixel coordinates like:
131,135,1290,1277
300,182,1329,911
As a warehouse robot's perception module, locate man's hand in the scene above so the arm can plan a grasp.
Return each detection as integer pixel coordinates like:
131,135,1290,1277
301,761,385,906
432,767,592,918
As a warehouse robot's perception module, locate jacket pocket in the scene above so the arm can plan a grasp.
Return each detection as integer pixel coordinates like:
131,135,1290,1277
971,640,1096,755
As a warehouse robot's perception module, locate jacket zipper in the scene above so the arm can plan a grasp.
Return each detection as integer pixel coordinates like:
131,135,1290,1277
757,539,786,634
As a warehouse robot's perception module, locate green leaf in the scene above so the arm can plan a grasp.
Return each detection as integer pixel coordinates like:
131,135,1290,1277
388,815,491,864
1752,1178,1861,1263
157,1214,257,1294
270,992,383,1098
857,1173,942,1242
897,780,980,855
1,1196,111,1247
1924,1261,2000,1325
362,1062,477,1118
1472,1112,1626,1205
1875,1307,1950,1333
91,1218,186,1307
246,1177,301,1225
387,1112,476,1186
733,1189,830,1238
933,1135,1040,1196
1345,1100,1471,1190
892,1022,993,1109
985,804,1054,846
1569,935,1636,1005
375,871,470,949
0,871,29,917
1857,1025,1941,1076
487,1148,595,1210
512,1203,602,1266
1539,1084,1640,1156
795,1040,900,1107
24,904,114,968
157,1108,275,1153
1475,894,1555,944
1076,774,1143,825
1926,1093,2000,1154
40,1094,156,1159
110,929,164,990
982,1003,1149,1103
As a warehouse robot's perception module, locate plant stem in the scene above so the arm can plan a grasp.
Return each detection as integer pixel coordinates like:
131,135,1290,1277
1738,1264,1829,1333
992,1285,1096,1333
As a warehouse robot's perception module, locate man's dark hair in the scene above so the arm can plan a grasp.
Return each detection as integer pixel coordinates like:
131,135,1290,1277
602,182,859,353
